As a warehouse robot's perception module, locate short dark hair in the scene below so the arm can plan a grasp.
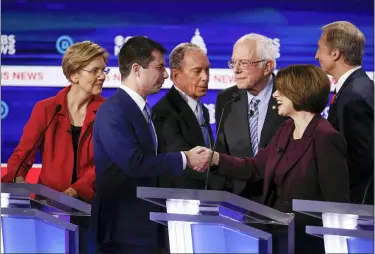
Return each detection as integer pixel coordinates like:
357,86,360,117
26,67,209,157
118,36,167,79
275,64,330,114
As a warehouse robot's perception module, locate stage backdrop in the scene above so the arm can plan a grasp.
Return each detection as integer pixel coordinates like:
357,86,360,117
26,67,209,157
1,1,374,173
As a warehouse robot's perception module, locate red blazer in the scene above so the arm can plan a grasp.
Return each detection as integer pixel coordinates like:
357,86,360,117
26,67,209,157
2,86,105,202
217,115,350,211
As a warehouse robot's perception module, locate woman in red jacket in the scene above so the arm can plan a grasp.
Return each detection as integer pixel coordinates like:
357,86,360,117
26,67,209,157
3,40,109,202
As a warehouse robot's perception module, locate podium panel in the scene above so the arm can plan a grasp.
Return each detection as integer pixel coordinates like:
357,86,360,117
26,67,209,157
293,199,374,254
347,237,374,253
1,183,90,253
2,215,74,253
191,224,267,253
137,187,294,254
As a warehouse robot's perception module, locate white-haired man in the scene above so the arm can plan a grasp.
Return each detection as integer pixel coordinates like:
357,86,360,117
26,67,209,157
215,33,286,201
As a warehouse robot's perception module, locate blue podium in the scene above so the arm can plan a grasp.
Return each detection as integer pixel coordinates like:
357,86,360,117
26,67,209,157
293,199,374,254
137,187,295,253
1,183,91,253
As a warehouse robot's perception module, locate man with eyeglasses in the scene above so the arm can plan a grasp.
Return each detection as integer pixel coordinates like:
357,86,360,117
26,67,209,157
215,33,286,202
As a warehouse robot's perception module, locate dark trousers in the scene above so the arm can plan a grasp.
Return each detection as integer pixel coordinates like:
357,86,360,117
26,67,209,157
251,222,324,254
70,215,95,254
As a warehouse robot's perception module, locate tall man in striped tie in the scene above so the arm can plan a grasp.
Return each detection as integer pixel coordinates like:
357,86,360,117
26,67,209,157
215,33,286,202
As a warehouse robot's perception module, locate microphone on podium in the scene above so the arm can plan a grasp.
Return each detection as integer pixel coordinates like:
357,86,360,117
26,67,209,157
204,92,240,190
13,104,62,183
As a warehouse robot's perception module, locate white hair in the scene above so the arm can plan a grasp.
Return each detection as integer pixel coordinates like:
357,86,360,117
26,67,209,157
235,33,277,70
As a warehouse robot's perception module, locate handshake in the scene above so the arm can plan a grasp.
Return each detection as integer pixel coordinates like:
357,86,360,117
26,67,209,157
184,146,220,171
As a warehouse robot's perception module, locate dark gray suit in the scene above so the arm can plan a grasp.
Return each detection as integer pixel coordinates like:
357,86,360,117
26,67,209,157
328,68,374,204
215,76,286,200
152,86,226,190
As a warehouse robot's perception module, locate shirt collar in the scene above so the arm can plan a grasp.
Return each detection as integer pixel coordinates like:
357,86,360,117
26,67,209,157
174,85,199,112
119,84,147,111
335,66,361,92
247,75,273,106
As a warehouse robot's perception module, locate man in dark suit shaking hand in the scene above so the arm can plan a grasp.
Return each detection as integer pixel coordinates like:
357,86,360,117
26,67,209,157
316,21,374,204
90,37,210,254
153,43,226,190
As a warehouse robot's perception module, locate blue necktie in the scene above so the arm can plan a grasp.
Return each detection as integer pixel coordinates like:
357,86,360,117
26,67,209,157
249,98,260,155
144,102,157,154
196,102,211,148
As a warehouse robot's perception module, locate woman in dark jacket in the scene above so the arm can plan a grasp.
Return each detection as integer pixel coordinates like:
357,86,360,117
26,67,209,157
195,64,350,253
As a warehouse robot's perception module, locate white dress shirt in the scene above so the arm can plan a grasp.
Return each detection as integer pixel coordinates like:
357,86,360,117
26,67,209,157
335,66,361,92
174,85,211,147
119,85,187,169
174,86,198,112
174,85,199,118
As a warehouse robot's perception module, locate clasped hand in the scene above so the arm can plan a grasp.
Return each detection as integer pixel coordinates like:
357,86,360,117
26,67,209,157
184,146,217,172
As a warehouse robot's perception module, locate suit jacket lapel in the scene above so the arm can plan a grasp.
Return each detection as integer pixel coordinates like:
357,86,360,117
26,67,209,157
264,122,292,193
56,86,74,134
168,86,206,146
233,89,253,156
259,76,280,147
335,68,366,103
116,89,155,153
80,97,103,140
328,68,365,123
265,115,321,189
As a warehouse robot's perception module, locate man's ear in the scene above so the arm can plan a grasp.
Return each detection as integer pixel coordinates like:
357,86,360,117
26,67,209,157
331,48,341,61
131,63,141,76
171,68,181,82
263,60,274,76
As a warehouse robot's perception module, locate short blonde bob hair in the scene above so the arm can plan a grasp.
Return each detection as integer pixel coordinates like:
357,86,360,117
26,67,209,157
62,41,109,81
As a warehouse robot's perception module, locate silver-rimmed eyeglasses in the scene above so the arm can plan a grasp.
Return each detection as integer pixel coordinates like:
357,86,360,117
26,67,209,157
81,68,110,76
228,59,266,69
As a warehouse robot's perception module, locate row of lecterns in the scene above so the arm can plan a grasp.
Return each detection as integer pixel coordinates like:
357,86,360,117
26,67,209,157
1,183,373,253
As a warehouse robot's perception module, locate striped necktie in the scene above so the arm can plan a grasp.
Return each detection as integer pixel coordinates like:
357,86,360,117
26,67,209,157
144,102,157,154
195,102,211,148
249,97,260,155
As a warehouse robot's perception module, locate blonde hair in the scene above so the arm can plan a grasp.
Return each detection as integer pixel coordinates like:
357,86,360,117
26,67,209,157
62,41,109,81
322,21,365,66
